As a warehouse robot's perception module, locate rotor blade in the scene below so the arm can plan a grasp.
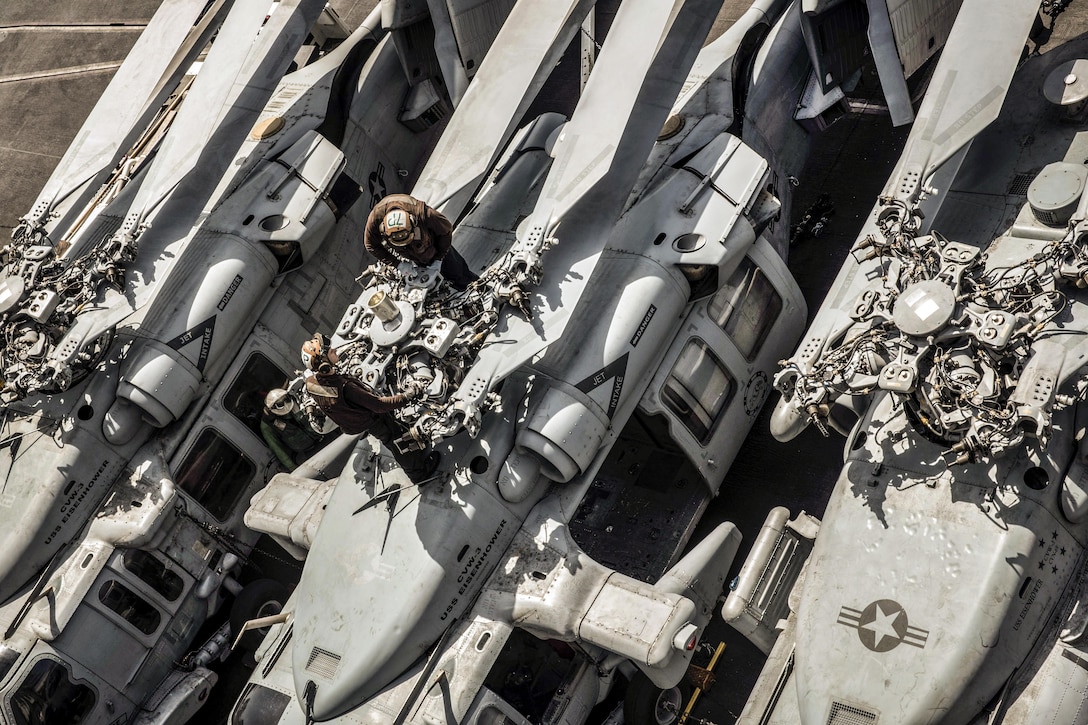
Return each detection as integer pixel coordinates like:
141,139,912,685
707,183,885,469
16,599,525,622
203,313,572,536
425,0,471,107
129,0,326,224
886,0,1040,203
29,0,217,219
533,0,715,225
452,0,725,405
412,0,597,221
865,0,913,127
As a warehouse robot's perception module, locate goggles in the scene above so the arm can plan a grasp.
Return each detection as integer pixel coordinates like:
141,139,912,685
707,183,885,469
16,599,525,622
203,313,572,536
388,228,413,245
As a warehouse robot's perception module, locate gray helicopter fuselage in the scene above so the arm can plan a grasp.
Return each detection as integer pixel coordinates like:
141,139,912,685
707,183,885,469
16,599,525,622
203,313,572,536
229,0,906,722
0,0,518,722
791,393,1084,722
735,2,1088,722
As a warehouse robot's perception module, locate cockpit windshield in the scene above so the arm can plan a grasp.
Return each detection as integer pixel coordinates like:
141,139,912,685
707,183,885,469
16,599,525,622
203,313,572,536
9,658,96,725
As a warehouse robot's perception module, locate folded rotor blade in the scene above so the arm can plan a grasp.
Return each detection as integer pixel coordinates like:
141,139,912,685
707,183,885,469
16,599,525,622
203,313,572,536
413,0,597,221
886,0,1040,203
29,0,219,221
129,0,326,225
453,0,725,404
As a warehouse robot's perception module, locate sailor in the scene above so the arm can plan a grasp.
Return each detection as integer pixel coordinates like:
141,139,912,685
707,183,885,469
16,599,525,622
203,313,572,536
363,193,478,290
260,388,323,471
300,334,439,480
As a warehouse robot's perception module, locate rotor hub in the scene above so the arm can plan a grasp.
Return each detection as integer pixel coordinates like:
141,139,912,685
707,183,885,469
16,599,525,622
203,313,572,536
892,280,955,337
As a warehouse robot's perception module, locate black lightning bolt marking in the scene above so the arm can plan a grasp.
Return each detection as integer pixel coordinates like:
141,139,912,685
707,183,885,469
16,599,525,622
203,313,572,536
352,483,402,555
0,434,22,460
0,433,21,496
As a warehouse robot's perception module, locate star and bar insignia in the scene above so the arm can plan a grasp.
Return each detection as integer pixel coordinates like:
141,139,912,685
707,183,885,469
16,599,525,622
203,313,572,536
838,599,929,653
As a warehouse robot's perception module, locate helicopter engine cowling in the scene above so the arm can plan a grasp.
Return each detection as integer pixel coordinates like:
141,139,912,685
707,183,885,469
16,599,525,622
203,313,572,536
223,129,345,271
517,385,609,482
517,255,688,482
106,132,346,438
111,248,278,436
114,342,203,430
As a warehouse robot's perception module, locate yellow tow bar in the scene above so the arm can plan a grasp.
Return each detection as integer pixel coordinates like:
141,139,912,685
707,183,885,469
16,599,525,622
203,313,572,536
679,641,726,724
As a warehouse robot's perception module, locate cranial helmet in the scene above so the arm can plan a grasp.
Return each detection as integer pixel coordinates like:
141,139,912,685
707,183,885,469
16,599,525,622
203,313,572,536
381,209,417,247
301,333,334,374
265,388,296,416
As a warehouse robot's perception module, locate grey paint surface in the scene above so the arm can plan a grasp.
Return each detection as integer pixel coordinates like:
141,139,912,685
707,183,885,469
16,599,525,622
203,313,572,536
4,1,1086,723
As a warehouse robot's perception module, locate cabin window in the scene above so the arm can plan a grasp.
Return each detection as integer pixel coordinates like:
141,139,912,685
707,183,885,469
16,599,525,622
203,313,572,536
223,353,293,436
175,429,257,520
98,580,161,635
231,684,292,724
121,550,184,602
0,645,19,685
662,340,734,443
708,258,782,360
8,658,97,725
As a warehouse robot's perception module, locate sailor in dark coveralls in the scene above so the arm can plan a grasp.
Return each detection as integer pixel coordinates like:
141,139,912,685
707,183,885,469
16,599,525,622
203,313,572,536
260,388,322,470
300,334,438,480
362,193,478,291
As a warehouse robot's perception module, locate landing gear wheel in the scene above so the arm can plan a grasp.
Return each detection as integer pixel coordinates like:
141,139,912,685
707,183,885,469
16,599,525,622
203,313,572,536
229,578,290,655
623,672,689,725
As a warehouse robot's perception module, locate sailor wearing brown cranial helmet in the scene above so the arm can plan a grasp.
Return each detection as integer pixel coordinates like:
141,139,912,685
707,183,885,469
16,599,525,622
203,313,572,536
300,334,439,480
363,193,479,291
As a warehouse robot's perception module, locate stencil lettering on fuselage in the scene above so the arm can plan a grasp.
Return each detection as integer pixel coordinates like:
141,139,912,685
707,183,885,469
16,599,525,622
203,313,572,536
165,315,216,372
629,305,657,347
575,352,629,420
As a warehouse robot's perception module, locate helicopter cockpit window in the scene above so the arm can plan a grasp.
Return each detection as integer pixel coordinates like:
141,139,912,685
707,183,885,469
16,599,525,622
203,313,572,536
9,658,97,725
98,580,161,635
0,644,18,682
121,550,184,602
708,258,782,360
224,353,293,436
230,683,292,724
175,429,257,520
662,339,734,443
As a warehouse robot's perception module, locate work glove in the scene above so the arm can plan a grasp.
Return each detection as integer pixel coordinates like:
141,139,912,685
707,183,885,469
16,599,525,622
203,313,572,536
404,379,428,400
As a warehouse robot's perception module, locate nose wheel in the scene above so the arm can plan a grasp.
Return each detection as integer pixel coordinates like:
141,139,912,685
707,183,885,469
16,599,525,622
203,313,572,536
623,672,690,725
229,578,291,656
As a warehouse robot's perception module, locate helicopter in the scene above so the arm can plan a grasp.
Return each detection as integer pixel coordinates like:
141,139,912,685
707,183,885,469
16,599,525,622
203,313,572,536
0,0,527,722
722,0,1088,723
222,0,967,723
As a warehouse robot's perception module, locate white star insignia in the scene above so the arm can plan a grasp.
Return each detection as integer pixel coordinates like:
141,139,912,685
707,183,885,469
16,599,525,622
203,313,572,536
861,602,902,648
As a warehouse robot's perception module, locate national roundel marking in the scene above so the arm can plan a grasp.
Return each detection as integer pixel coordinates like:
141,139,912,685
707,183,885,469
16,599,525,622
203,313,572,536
837,599,929,653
